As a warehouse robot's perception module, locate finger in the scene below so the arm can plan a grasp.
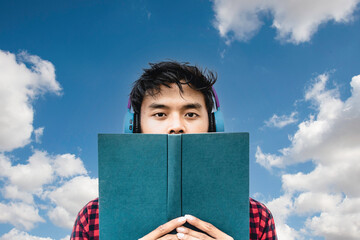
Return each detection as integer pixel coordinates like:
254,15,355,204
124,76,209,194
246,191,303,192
176,226,213,240
140,216,186,240
184,215,223,239
157,234,179,240
177,233,214,240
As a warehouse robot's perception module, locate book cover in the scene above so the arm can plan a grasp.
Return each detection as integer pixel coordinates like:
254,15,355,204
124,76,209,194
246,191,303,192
98,133,249,239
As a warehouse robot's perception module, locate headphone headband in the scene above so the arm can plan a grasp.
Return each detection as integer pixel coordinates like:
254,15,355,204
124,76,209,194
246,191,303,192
211,86,220,109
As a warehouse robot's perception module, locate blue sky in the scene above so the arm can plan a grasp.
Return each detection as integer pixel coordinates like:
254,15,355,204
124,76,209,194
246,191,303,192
1,0,360,239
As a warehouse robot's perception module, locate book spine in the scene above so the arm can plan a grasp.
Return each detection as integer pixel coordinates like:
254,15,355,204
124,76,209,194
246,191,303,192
167,134,182,220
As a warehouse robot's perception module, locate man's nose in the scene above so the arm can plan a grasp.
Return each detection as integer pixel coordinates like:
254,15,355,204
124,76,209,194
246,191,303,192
167,115,185,134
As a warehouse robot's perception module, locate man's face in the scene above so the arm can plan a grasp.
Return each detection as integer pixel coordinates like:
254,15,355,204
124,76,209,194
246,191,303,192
140,83,209,134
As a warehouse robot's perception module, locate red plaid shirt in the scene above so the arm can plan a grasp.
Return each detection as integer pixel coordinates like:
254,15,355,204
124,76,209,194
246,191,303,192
71,197,277,240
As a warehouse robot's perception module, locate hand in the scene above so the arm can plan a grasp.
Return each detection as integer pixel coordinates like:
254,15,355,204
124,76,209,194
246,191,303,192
139,216,187,240
176,215,234,240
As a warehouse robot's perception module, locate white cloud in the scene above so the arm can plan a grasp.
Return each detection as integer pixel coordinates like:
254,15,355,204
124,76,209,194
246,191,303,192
305,197,360,240
2,185,34,204
282,159,360,197
0,202,45,230
294,192,343,215
53,154,87,178
0,49,98,236
257,73,360,168
266,195,302,240
212,0,266,44
0,50,61,152
266,194,293,225
270,0,359,44
258,73,360,239
0,151,88,193
255,146,284,170
34,127,44,143
0,150,97,230
0,228,53,240
47,206,73,229
265,112,298,128
0,150,54,192
46,176,98,228
273,224,302,240
212,0,360,44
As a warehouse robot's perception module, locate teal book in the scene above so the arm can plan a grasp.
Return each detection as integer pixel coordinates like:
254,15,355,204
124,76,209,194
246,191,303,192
98,133,249,239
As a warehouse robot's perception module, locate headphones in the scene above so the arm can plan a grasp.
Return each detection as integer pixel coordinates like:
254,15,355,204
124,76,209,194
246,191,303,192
123,87,224,133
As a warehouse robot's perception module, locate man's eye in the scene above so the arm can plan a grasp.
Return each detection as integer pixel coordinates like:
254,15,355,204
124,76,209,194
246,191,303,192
185,112,198,118
154,113,166,117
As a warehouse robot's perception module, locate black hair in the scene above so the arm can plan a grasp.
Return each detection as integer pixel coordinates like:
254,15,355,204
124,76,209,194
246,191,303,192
130,61,217,114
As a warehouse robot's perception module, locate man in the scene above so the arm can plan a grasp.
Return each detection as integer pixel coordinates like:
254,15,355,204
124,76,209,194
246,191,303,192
71,61,277,240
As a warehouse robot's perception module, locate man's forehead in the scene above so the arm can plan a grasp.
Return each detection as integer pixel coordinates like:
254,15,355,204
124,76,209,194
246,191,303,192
141,84,206,108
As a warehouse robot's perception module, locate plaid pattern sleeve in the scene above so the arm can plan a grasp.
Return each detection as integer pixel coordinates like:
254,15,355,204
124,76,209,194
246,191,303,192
71,198,99,240
250,197,277,240
70,197,276,240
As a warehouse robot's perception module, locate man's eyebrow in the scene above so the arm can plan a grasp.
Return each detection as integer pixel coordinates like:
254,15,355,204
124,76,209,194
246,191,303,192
181,103,203,110
148,103,203,110
148,103,170,109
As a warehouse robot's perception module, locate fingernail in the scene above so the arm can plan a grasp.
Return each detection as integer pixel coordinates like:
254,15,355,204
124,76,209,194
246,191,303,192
177,227,185,232
185,214,194,220
177,233,185,239
178,216,186,222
